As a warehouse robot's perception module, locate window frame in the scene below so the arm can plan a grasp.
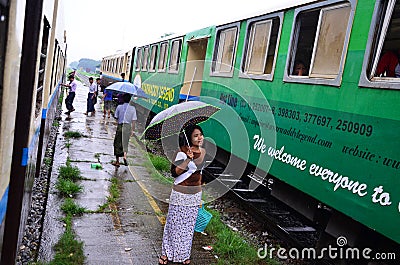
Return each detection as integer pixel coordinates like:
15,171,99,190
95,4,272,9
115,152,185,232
358,0,400,90
283,0,356,87
239,12,283,81
211,22,240,78
158,41,169,72
149,43,158,72
168,38,183,74
142,46,149,72
135,48,142,71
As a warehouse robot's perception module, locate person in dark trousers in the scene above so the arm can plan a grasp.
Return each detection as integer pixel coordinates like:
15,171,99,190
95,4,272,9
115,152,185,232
61,74,77,115
84,77,96,115
112,94,137,167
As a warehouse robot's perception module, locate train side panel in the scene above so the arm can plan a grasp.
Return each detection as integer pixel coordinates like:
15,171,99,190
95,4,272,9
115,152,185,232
200,0,400,244
0,0,67,262
0,0,27,253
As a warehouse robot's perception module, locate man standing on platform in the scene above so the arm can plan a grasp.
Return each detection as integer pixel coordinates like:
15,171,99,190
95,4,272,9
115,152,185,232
112,94,137,167
85,77,96,115
61,74,77,115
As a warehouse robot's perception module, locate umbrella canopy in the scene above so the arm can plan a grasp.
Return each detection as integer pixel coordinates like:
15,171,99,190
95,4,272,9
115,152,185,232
142,101,220,140
106,82,149,98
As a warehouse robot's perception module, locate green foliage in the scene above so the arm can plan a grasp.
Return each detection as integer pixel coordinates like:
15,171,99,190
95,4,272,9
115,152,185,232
206,209,270,265
61,198,85,215
148,153,170,172
76,58,100,73
43,157,52,167
107,177,120,204
64,131,82,138
56,179,82,197
51,222,85,264
59,165,81,181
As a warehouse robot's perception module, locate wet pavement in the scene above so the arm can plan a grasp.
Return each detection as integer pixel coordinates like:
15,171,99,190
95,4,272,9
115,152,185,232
38,78,216,264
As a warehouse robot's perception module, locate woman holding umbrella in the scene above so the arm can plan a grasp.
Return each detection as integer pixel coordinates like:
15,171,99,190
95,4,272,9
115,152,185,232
159,124,205,265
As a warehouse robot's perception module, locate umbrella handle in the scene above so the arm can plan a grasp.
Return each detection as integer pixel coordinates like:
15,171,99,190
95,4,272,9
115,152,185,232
183,130,192,150
185,67,197,102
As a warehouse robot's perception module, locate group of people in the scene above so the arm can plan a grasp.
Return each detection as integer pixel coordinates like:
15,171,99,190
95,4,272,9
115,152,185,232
61,72,137,170
63,71,209,265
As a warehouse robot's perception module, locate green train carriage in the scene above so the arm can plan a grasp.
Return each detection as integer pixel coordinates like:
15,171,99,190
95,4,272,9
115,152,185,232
128,0,399,250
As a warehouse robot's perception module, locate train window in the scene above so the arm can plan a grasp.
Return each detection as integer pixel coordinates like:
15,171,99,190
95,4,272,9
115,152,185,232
126,54,131,76
119,57,124,74
168,39,182,73
135,48,142,71
211,23,240,77
158,42,168,72
284,0,355,86
36,18,50,118
142,46,149,71
359,0,400,89
149,44,158,72
240,13,283,81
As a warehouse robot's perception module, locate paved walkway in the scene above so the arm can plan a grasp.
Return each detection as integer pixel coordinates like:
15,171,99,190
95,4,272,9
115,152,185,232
38,78,216,264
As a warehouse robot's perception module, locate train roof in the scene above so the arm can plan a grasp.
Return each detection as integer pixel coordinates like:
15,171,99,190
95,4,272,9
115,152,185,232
216,0,319,27
133,0,319,48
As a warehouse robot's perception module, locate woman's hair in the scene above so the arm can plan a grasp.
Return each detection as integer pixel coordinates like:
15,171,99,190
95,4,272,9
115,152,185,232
179,124,203,147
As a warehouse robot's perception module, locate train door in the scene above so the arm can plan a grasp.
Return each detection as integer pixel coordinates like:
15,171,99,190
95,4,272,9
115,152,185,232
180,38,208,101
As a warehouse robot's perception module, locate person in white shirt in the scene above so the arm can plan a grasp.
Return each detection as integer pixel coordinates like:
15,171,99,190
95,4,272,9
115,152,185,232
112,93,137,167
85,77,97,115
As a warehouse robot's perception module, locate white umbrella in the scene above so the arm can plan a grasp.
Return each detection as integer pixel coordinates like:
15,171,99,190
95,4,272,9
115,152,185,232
106,82,149,99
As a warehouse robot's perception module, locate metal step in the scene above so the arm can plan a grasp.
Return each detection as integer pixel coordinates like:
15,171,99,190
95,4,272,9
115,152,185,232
283,226,316,232
233,190,268,203
219,178,241,183
247,172,267,187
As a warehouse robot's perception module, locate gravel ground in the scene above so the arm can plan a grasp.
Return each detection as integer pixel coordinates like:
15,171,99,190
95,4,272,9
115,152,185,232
16,105,62,264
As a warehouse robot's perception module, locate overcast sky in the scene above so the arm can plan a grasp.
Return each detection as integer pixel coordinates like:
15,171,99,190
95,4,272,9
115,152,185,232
63,0,313,64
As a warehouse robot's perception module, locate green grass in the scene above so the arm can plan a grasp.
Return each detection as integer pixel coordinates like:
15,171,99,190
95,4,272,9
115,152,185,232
61,198,86,215
59,165,81,181
96,177,120,212
56,179,82,197
43,157,52,167
64,131,82,138
51,215,85,264
143,159,173,184
148,153,170,172
206,209,276,265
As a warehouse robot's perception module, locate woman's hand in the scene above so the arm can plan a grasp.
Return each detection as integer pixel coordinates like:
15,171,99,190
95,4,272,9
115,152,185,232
186,149,194,160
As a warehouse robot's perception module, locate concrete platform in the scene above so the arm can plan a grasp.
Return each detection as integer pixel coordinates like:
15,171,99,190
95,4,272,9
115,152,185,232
39,78,217,264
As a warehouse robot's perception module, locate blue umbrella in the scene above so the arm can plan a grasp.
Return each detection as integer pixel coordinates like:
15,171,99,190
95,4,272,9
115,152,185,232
106,82,149,99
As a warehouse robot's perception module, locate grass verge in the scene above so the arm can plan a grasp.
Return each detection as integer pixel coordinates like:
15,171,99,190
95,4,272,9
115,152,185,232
64,131,82,138
41,160,86,265
96,177,120,212
206,208,278,265
51,215,85,264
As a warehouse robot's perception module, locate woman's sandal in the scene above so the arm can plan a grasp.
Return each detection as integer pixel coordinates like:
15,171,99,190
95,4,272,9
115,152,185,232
182,258,191,264
111,161,120,167
123,158,128,166
158,256,168,265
